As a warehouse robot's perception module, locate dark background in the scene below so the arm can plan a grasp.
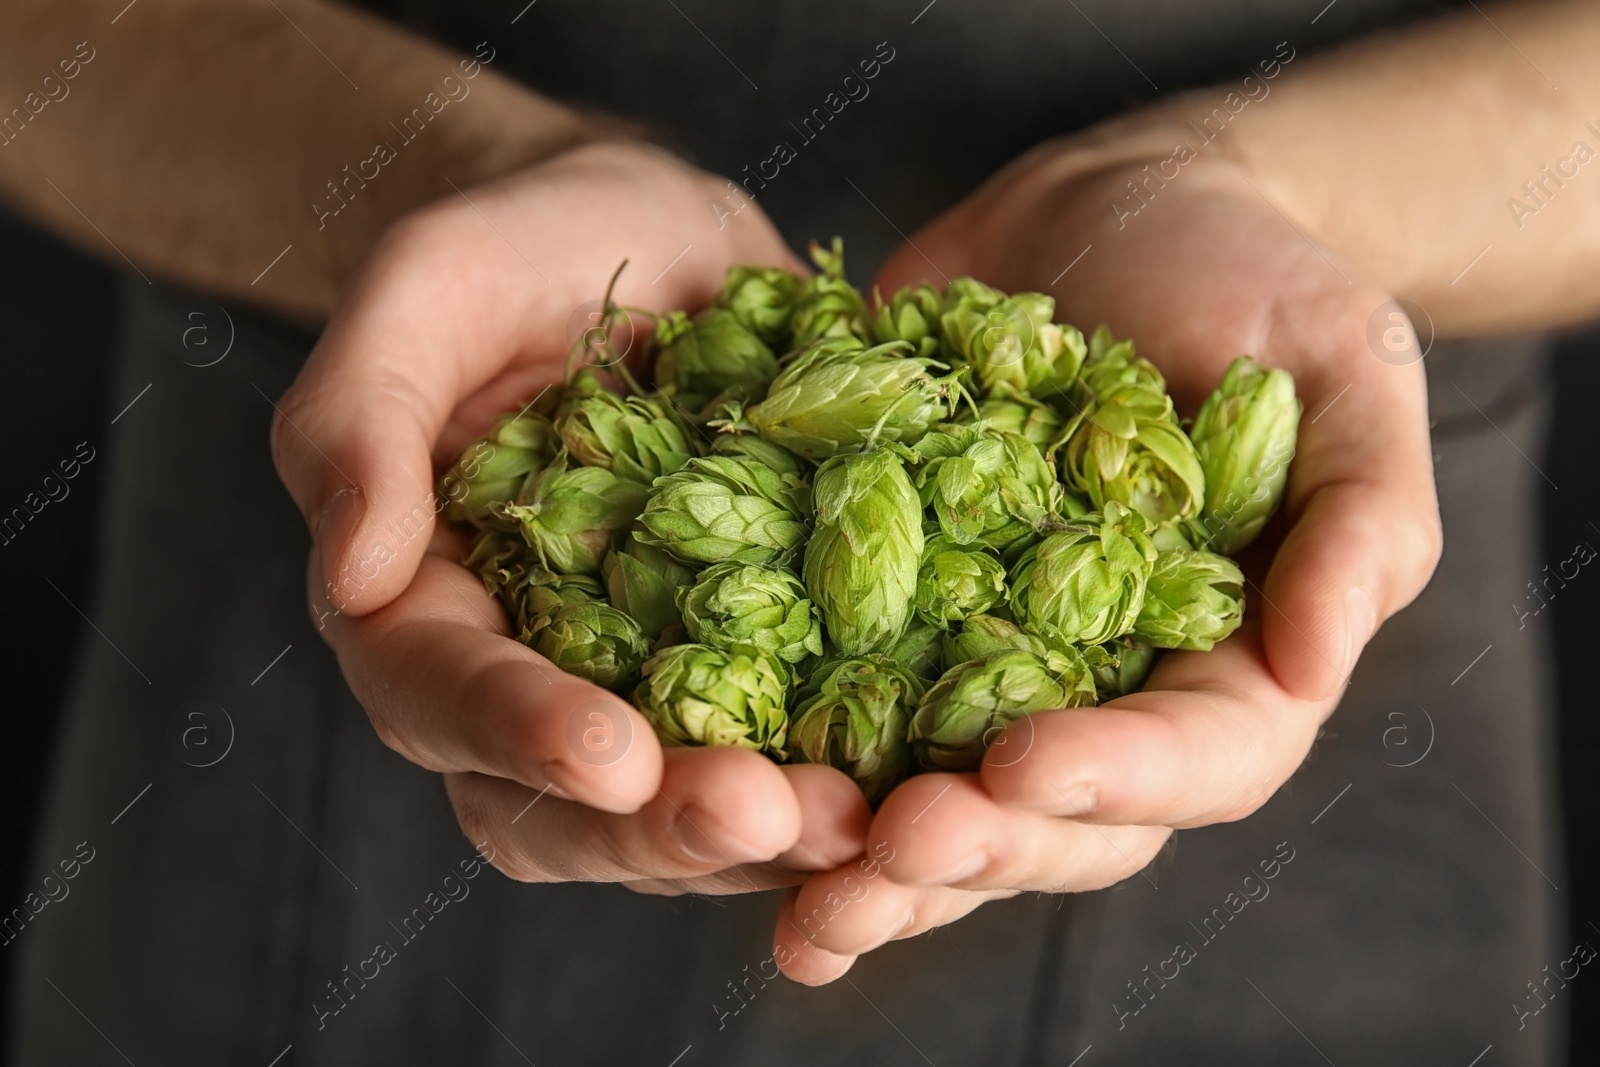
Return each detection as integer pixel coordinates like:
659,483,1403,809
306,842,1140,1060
2,207,1597,1058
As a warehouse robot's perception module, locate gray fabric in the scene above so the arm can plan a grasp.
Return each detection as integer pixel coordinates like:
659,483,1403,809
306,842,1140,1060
7,0,1566,1063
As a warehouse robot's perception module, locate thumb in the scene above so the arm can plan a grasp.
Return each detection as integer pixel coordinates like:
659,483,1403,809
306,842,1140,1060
271,280,469,619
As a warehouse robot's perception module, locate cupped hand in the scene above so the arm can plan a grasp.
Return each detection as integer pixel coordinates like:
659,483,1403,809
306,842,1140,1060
774,146,1442,983
271,141,870,894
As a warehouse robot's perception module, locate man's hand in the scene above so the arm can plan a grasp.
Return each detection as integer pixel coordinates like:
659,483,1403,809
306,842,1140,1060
773,149,1441,983
271,141,870,894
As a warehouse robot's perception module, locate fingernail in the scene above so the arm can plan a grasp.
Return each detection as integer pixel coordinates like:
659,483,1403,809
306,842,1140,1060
1344,585,1378,676
316,487,366,593
672,804,772,866
925,851,988,886
1053,782,1098,817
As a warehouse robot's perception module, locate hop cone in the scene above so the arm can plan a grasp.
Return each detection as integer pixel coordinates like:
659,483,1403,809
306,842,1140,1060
634,644,789,754
940,290,1086,401
890,617,947,681
441,411,558,524
525,600,651,691
603,532,696,640
1059,379,1205,527
714,264,801,349
789,656,922,801
915,534,1008,625
941,614,1041,672
464,527,544,601
555,386,696,485
680,562,824,665
746,338,959,460
636,455,810,567
941,277,1006,316
1187,355,1301,554
1090,636,1157,700
506,569,603,634
789,238,869,347
709,432,809,477
908,649,1096,771
803,448,924,655
1078,326,1167,394
1008,502,1157,645
497,451,647,575
963,394,1064,451
1133,548,1245,651
939,613,1101,681
872,283,944,359
913,422,1062,551
653,308,779,409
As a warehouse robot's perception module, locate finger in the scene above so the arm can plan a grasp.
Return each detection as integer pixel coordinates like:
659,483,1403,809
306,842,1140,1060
1261,355,1440,699
273,146,805,619
448,746,801,885
773,887,857,986
778,860,1014,961
982,618,1332,826
772,765,873,872
617,766,869,896
324,546,662,813
872,774,1170,890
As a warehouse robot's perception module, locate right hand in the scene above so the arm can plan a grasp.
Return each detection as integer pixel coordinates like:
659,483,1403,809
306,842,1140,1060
271,141,870,894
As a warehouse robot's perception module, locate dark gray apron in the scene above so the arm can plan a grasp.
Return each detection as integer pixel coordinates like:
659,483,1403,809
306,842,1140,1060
9,1,1564,1064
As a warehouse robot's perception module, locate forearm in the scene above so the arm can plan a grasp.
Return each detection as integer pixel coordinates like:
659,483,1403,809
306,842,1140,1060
0,0,607,319
1161,0,1599,333
1009,0,1599,335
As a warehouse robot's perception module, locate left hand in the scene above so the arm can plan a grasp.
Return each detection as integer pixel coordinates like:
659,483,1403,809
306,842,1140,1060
771,138,1441,983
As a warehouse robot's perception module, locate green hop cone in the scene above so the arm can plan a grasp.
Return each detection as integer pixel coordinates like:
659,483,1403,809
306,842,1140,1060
788,656,923,801
497,451,647,575
746,338,960,460
441,411,558,524
602,532,696,640
803,448,924,655
506,569,603,633
908,648,1096,771
913,422,1062,551
709,432,810,477
714,264,802,349
915,534,1008,625
940,614,1037,671
938,613,1100,681
636,455,811,567
555,388,696,485
1132,548,1245,651
940,290,1086,401
941,277,1006,316
679,561,824,665
633,643,789,754
872,283,944,359
1090,636,1157,700
890,617,946,681
1187,354,1301,554
464,526,543,600
1059,379,1206,527
1078,326,1167,394
653,308,780,409
524,600,651,691
1008,502,1158,645
962,393,1065,451
789,238,870,347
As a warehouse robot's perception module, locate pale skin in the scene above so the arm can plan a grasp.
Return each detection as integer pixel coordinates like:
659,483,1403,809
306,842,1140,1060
2,0,1597,985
